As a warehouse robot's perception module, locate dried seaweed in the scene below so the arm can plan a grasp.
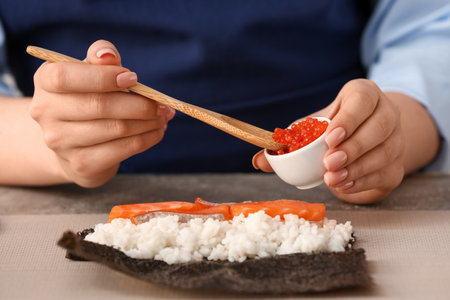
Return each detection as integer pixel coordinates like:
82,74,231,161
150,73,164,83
58,230,371,294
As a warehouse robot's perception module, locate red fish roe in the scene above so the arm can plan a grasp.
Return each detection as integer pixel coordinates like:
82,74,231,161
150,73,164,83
272,117,328,155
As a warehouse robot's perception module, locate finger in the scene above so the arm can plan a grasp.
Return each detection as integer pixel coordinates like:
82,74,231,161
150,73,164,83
157,104,176,121
36,61,137,93
43,118,167,149
35,91,158,121
325,79,379,149
324,127,403,187
324,95,398,171
252,150,274,172
63,129,166,176
85,40,122,66
332,159,404,195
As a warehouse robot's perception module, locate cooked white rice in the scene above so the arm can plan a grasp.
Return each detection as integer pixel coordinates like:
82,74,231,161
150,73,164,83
85,211,353,265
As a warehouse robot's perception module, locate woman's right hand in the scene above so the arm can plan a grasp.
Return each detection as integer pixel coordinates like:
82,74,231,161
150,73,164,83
30,40,175,187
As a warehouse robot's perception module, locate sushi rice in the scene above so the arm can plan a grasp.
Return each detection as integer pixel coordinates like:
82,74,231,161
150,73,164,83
85,211,353,265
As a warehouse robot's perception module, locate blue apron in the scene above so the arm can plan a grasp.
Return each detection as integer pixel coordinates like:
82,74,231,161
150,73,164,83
0,0,370,172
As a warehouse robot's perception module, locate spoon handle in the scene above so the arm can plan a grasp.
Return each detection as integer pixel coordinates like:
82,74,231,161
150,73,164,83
26,46,283,150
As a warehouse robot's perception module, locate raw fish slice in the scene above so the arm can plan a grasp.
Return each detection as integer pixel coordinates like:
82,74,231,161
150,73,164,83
230,199,325,221
109,199,231,223
108,201,195,222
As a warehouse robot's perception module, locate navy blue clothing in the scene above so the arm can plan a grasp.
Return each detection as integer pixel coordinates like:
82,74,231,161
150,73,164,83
0,0,369,172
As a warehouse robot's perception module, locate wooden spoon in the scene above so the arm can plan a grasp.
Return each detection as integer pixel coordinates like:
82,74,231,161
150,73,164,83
26,46,284,150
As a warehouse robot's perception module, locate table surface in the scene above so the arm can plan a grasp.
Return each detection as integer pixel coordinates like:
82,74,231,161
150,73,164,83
1,173,450,300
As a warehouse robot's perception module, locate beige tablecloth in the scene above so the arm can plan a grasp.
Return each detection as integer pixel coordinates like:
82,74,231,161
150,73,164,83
2,210,450,300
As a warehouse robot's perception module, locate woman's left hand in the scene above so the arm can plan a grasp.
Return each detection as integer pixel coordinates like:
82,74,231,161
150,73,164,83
315,79,406,203
253,79,407,204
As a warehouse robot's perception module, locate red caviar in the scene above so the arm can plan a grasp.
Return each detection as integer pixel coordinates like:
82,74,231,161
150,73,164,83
272,117,328,155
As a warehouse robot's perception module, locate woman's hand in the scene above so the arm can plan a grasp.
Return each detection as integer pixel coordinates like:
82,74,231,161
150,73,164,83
30,40,175,187
253,79,440,204
315,79,405,203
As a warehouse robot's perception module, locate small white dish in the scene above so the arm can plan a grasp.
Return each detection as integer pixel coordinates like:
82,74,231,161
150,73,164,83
264,117,330,189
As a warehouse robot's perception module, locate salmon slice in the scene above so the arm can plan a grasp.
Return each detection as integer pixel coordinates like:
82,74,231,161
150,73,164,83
230,200,325,221
108,201,196,223
108,198,325,223
191,197,233,219
108,199,231,223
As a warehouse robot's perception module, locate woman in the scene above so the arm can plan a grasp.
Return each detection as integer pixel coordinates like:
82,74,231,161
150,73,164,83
0,0,448,204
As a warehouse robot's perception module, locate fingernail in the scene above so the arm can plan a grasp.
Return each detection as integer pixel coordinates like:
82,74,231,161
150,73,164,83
96,48,116,59
324,168,348,186
116,72,137,88
325,127,346,148
324,150,347,171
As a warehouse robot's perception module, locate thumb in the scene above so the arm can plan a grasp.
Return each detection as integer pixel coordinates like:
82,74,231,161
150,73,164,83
85,39,122,66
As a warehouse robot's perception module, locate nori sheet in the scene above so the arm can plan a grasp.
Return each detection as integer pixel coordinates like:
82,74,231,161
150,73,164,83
58,229,371,294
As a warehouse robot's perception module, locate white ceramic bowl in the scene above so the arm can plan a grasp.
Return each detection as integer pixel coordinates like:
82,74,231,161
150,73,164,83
264,117,330,189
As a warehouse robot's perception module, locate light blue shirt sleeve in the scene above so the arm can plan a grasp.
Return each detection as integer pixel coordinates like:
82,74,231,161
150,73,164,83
362,0,450,173
0,19,19,97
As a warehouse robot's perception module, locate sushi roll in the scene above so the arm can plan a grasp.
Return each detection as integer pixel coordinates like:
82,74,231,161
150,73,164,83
58,198,370,294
